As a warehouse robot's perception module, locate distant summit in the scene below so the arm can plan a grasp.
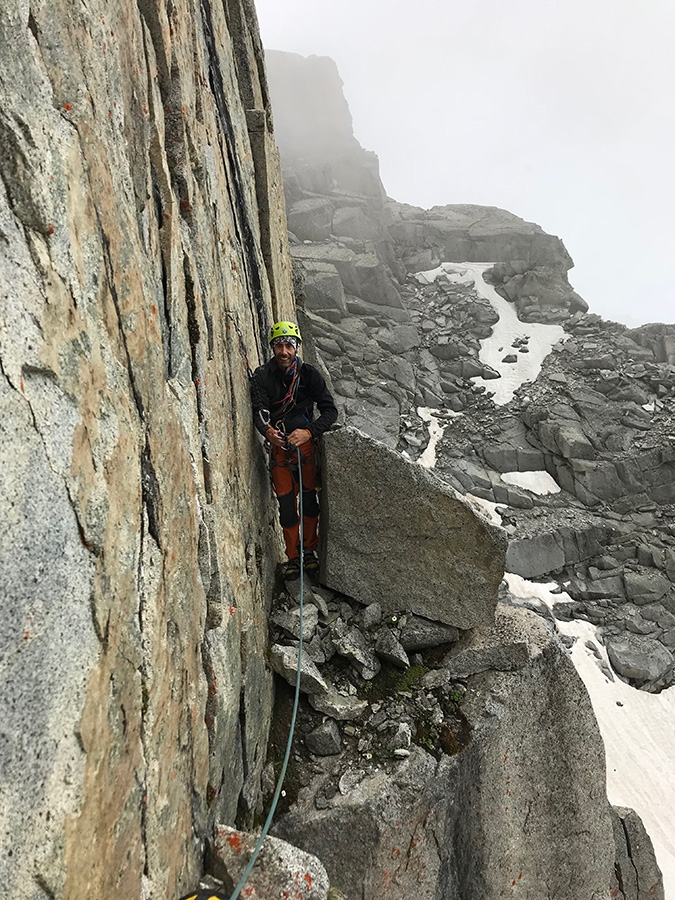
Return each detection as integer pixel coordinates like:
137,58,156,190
265,50,361,161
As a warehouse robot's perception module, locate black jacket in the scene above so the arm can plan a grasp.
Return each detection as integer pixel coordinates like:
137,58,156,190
251,357,338,439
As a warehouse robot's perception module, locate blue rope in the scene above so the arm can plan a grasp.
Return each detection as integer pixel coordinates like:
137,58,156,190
228,445,304,900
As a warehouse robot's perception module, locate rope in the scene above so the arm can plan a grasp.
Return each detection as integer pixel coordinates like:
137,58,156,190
228,446,304,900
274,358,301,420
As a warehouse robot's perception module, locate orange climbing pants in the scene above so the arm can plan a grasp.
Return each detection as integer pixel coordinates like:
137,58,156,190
270,440,319,560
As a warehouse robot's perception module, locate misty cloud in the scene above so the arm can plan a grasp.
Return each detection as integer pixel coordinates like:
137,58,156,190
256,0,674,325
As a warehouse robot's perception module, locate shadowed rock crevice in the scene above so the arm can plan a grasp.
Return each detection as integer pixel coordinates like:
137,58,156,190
200,0,269,350
184,252,213,502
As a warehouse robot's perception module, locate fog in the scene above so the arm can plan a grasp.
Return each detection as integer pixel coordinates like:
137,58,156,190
255,0,675,326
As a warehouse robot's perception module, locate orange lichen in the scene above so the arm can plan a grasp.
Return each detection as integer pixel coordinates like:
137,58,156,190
225,832,243,854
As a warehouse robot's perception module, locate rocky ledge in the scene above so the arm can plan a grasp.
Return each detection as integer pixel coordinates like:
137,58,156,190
264,578,662,900
251,423,663,900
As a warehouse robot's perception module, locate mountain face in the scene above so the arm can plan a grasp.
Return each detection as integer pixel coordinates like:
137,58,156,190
265,49,675,697
264,48,674,898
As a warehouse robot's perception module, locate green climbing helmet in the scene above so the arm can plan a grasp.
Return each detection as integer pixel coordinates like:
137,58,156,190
269,320,302,344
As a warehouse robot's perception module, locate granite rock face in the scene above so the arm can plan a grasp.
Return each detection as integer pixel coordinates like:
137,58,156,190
0,1,293,897
320,427,507,629
610,806,665,900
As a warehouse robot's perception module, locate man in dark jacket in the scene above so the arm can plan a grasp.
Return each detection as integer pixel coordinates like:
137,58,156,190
251,321,338,579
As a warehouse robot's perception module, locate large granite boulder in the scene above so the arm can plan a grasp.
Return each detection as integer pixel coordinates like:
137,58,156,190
435,604,538,678
332,206,381,241
606,633,674,685
320,427,506,628
506,532,566,578
292,244,403,309
301,261,348,317
288,198,334,242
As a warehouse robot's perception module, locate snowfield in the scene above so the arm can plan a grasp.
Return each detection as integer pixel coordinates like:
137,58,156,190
414,265,674,896
416,262,567,405
506,574,675,898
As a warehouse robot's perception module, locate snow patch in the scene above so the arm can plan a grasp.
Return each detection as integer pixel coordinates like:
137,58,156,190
417,407,460,468
464,493,503,526
505,573,675,898
414,265,475,286
501,470,561,495
415,262,567,405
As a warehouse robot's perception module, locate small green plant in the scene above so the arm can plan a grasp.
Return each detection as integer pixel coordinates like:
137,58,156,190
413,719,439,754
395,664,427,693
448,688,465,706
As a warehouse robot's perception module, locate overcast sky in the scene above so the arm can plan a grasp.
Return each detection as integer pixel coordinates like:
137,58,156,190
255,0,674,326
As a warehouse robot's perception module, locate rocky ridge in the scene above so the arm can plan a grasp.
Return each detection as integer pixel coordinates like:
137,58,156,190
263,537,661,900
266,50,675,695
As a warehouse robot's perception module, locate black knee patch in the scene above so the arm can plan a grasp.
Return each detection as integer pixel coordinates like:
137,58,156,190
301,489,319,518
277,491,298,528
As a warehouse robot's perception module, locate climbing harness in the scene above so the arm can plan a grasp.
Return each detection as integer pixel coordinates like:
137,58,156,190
228,447,304,900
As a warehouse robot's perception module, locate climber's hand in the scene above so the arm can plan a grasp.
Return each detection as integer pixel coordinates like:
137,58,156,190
286,428,312,447
266,427,287,447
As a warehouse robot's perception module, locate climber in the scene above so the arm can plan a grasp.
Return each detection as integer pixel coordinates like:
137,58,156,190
250,321,338,580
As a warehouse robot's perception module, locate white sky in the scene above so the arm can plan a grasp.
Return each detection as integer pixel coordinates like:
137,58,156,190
254,0,675,326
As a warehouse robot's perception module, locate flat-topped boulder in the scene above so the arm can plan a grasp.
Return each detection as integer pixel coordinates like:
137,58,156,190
319,427,506,628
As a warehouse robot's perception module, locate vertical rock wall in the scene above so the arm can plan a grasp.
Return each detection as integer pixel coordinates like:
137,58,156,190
0,1,292,897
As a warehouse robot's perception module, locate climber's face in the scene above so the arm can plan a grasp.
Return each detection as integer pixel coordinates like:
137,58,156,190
273,340,297,372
